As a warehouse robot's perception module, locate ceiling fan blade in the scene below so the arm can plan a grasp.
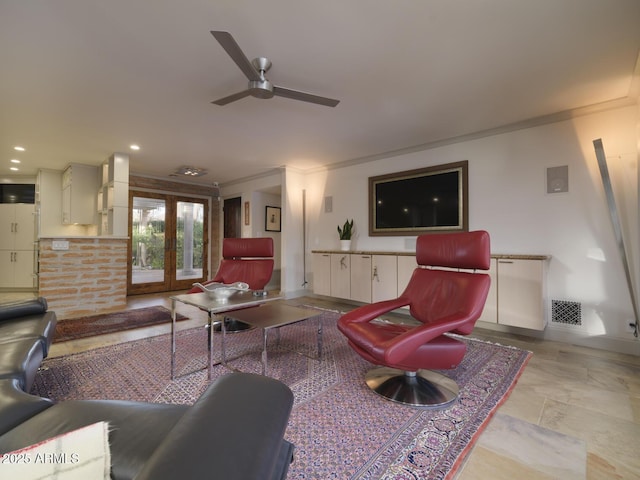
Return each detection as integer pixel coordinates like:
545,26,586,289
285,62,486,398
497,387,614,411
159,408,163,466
211,31,261,82
273,86,340,107
212,89,252,106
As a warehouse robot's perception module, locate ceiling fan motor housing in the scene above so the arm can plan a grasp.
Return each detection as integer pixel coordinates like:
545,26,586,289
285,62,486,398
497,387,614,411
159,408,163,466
249,80,274,98
249,57,274,98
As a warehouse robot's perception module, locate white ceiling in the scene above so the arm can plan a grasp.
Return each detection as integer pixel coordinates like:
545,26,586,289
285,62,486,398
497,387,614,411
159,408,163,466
1,0,639,185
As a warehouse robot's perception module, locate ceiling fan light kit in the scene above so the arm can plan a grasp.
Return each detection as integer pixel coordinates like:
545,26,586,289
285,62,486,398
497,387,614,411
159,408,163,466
211,31,339,107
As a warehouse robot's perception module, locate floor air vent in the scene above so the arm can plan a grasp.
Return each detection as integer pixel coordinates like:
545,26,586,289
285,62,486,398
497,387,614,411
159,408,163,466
551,300,582,325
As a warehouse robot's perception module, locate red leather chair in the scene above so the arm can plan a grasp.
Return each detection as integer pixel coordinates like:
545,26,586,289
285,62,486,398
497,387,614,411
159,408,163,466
189,237,275,332
337,231,491,408
188,237,274,293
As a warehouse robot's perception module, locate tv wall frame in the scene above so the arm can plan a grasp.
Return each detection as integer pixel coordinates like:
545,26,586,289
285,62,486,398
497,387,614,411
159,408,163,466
368,160,468,236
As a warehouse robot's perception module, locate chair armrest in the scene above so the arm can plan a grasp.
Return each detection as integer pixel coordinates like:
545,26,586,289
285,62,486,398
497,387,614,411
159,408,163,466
135,372,294,480
0,298,48,322
0,379,53,436
338,297,410,326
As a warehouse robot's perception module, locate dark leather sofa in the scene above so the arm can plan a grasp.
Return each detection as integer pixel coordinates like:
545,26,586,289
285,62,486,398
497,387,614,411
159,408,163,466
0,298,295,480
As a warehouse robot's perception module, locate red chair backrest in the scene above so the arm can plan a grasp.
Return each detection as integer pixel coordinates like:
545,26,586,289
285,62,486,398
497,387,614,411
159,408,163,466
212,237,274,290
402,231,491,335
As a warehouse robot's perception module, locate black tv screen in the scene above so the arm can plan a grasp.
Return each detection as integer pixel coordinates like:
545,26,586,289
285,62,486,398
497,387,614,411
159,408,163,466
0,184,35,204
369,161,468,236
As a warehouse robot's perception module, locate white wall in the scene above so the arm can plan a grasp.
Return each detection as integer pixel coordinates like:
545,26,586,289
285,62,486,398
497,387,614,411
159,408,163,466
304,105,639,353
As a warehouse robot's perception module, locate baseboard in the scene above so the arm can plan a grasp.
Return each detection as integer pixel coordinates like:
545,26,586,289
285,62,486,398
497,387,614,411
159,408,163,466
476,321,640,356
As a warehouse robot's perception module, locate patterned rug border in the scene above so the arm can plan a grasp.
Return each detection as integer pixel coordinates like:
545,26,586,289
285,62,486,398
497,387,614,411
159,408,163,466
53,306,188,342
35,307,532,479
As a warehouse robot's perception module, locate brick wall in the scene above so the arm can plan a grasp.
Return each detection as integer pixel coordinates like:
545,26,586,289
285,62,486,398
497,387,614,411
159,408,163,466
39,237,128,319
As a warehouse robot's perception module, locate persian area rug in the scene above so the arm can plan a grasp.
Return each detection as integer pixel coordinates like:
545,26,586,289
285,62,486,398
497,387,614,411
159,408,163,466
33,308,531,479
53,306,188,342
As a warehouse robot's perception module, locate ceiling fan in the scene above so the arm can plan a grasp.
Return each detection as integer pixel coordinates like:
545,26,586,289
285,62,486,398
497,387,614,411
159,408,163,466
210,31,340,107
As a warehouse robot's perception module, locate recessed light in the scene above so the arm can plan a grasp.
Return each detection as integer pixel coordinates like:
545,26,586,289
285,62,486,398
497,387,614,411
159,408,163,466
13,146,25,152
174,166,208,177
130,144,140,151
10,167,19,171
10,159,20,164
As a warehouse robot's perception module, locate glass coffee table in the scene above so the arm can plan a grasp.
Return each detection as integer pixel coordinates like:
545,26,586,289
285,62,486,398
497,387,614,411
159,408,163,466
170,290,283,379
221,302,323,376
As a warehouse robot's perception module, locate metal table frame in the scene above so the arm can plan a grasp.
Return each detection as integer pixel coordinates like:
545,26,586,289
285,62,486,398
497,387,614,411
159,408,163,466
170,290,282,379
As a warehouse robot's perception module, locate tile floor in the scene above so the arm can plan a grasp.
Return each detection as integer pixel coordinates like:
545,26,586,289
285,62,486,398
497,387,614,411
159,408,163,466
3,291,639,479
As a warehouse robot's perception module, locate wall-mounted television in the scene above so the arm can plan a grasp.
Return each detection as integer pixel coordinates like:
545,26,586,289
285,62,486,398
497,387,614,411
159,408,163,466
0,184,35,204
369,161,468,236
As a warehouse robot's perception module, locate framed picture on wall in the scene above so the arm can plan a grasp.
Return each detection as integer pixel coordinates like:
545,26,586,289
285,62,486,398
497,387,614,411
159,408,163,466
265,206,281,232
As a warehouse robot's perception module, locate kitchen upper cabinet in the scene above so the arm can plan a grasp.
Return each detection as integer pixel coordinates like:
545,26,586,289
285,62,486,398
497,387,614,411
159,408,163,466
62,163,98,225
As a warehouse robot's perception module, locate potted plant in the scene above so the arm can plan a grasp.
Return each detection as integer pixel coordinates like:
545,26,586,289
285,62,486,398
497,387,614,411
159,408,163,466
337,219,354,251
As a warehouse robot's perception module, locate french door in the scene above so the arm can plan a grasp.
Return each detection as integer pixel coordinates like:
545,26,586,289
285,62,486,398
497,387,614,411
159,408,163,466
127,192,209,295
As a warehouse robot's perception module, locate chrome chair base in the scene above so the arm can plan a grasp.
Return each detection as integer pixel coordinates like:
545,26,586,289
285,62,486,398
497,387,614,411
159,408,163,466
211,317,254,333
365,367,459,408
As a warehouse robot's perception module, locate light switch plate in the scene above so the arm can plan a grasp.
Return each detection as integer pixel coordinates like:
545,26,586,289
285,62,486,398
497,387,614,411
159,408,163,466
52,240,69,250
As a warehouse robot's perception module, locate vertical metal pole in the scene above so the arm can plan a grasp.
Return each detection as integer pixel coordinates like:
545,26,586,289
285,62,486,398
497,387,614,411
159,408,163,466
302,189,308,287
593,139,639,335
171,298,176,379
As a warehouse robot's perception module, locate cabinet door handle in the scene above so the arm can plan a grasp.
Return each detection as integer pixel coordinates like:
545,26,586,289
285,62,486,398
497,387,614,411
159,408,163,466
498,260,514,264
14,222,18,233
340,256,347,269
373,265,379,281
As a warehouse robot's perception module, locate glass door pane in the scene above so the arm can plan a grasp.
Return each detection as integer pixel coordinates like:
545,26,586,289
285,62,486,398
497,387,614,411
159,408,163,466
131,196,166,285
176,201,204,281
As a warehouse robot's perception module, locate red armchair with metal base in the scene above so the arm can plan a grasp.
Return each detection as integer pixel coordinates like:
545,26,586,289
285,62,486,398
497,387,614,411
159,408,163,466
189,237,275,332
337,230,491,408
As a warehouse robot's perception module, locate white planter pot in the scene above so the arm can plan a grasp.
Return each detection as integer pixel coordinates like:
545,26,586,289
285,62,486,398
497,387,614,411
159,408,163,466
340,240,352,251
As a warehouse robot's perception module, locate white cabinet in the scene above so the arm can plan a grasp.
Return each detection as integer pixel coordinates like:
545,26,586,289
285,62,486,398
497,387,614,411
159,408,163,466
62,163,98,225
478,258,498,323
312,253,331,296
397,255,417,295
350,254,372,303
330,253,351,299
372,255,397,302
312,252,402,303
311,249,548,330
496,258,546,330
0,204,36,288
97,154,129,236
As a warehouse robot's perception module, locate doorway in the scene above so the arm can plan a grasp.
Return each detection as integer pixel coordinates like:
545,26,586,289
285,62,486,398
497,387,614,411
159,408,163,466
128,192,209,295
224,197,242,238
